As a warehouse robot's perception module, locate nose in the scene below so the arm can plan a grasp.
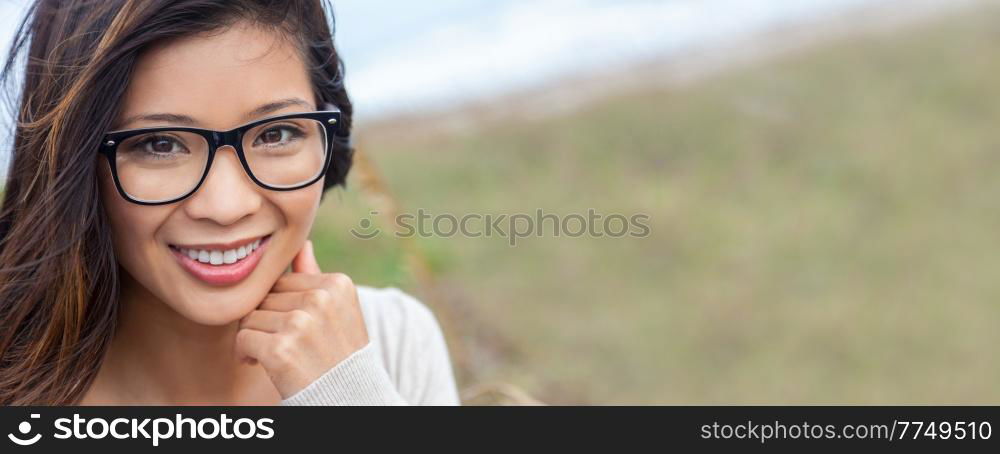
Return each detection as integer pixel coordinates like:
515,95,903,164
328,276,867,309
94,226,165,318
182,145,262,225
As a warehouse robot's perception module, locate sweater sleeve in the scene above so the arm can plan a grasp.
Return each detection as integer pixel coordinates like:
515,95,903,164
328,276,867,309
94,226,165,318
279,287,460,406
278,340,407,406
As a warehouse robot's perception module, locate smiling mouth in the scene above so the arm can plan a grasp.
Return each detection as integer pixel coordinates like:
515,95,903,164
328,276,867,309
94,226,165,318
169,235,268,266
168,234,272,286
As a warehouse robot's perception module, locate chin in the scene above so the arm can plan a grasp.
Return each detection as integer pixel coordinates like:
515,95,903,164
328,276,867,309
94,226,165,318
171,289,264,326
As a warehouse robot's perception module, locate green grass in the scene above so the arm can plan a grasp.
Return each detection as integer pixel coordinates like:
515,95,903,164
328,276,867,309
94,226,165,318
313,5,1000,403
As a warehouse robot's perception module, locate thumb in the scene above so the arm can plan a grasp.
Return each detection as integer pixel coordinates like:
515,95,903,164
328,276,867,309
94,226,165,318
291,240,322,274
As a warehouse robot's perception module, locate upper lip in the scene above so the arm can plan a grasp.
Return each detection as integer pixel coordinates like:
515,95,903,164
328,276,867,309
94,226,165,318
170,234,269,251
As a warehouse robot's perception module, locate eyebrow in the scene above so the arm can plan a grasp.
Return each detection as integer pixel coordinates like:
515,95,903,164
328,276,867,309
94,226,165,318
243,98,313,121
116,97,314,129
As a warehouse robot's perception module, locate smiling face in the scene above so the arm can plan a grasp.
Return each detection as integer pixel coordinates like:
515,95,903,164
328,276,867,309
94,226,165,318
99,22,323,326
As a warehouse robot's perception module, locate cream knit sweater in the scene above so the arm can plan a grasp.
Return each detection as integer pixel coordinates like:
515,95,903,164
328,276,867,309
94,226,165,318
279,286,461,405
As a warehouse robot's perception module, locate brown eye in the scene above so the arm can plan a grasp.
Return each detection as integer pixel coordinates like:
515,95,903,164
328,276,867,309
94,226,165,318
260,129,284,144
252,125,304,148
151,138,174,153
132,135,188,156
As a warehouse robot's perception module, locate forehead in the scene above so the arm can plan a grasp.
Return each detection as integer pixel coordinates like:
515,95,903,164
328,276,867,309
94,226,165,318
116,23,313,130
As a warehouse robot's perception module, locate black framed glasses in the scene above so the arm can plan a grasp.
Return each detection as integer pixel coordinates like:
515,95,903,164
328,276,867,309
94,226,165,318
98,108,342,205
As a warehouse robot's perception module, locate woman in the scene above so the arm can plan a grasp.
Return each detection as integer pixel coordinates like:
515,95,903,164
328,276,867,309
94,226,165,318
0,0,459,405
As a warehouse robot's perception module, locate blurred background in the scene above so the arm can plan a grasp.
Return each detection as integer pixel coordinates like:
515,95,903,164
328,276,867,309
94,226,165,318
4,0,1000,404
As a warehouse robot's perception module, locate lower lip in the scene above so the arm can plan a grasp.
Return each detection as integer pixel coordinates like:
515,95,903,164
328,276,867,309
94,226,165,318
169,235,271,286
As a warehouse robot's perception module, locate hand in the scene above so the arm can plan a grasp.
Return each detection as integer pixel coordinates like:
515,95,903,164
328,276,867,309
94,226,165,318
234,240,370,399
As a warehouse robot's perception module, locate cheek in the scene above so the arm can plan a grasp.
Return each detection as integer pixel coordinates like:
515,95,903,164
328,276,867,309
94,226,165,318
99,161,135,252
268,183,323,256
269,184,322,270
276,183,323,230
98,163,168,266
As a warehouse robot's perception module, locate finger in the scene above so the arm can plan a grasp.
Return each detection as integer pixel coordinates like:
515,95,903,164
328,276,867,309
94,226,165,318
271,273,326,293
272,271,353,294
259,291,336,323
234,328,273,362
291,240,321,275
239,310,286,333
258,291,308,312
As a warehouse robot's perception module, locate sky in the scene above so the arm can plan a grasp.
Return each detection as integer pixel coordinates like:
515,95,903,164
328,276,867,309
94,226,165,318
330,0,895,119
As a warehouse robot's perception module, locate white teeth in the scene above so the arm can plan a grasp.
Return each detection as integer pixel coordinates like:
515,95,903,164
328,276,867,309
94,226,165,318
177,237,265,266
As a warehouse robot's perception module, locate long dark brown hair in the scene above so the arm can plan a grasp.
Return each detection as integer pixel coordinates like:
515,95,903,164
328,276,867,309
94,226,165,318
0,0,354,405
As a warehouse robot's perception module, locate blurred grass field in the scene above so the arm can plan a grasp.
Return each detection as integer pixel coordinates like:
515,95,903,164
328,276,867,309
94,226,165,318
312,3,1000,404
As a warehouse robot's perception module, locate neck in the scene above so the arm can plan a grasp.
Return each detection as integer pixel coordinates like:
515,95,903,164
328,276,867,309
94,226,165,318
93,271,277,404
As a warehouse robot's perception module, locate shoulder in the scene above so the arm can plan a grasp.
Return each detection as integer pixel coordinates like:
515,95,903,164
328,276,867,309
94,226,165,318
355,285,441,345
353,284,460,404
354,285,446,375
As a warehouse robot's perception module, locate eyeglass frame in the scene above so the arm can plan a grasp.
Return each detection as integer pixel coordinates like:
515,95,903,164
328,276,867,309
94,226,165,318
98,106,342,206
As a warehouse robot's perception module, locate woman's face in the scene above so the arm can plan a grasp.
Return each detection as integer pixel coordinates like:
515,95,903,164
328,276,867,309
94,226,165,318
99,23,323,326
